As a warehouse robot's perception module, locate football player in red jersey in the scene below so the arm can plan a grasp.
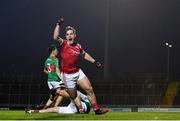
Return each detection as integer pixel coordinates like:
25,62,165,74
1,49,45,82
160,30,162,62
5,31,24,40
52,18,108,115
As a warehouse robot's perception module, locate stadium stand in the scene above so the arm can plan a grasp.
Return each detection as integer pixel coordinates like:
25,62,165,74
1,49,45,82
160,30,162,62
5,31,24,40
0,73,171,108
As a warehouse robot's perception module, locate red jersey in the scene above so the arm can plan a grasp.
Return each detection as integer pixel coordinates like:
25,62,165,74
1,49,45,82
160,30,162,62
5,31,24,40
60,40,83,74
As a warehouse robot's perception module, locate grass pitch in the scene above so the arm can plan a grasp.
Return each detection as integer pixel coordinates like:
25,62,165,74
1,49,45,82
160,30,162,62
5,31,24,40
0,110,180,120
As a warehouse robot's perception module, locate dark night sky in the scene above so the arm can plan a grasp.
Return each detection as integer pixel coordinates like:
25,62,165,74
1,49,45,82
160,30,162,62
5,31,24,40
0,0,180,79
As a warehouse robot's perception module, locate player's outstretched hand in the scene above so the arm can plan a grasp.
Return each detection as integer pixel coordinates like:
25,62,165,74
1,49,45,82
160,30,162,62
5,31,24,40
57,18,64,25
94,61,102,68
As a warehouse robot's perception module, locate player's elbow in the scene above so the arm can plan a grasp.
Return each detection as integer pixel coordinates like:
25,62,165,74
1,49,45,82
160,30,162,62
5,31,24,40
53,35,58,40
43,68,48,74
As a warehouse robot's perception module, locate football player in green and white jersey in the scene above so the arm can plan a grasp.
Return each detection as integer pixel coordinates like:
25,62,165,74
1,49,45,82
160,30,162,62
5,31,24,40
43,45,65,109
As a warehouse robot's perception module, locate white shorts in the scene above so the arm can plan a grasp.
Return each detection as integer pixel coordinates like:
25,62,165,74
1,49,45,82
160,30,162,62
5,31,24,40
58,104,77,114
58,101,89,114
61,69,86,88
47,81,61,90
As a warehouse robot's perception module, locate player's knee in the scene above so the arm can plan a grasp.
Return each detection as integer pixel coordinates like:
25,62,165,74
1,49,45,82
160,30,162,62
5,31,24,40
70,93,77,100
71,94,77,100
55,89,61,96
85,86,94,94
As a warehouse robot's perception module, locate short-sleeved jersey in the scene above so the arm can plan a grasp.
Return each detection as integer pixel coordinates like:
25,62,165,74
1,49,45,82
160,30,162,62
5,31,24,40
44,56,60,82
60,40,83,74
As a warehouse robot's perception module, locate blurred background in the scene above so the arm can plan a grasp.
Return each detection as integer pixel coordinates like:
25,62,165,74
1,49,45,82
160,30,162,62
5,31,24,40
0,0,180,108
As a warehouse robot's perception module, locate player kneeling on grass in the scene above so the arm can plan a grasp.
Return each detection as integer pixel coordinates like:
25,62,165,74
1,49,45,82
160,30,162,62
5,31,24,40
42,84,65,109
26,90,91,114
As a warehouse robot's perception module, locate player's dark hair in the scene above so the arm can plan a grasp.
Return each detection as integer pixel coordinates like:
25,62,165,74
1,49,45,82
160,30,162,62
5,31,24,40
65,26,76,34
48,44,57,54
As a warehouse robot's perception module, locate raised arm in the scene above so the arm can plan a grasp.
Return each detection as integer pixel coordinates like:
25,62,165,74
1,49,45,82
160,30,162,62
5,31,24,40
53,18,64,44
